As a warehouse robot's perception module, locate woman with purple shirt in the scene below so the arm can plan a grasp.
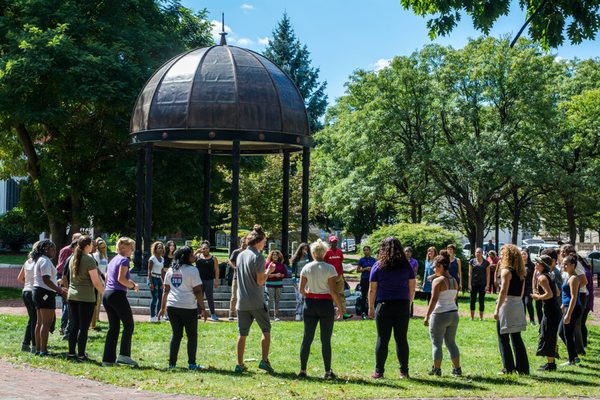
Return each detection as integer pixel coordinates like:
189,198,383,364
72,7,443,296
368,237,416,379
581,260,594,349
102,237,139,367
405,247,419,317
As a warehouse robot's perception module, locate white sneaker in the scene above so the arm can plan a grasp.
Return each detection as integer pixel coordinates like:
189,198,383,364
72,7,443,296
294,314,302,321
274,317,280,321
149,316,158,323
116,355,139,367
162,315,169,321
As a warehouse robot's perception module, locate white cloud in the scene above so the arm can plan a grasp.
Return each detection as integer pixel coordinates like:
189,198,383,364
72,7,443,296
210,20,234,43
258,37,270,46
237,38,254,46
241,4,254,11
373,58,391,72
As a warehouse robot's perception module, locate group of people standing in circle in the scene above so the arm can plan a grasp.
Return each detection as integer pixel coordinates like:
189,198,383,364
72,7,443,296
16,229,594,379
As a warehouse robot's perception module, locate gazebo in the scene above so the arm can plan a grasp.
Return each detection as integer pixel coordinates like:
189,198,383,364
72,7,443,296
129,29,312,270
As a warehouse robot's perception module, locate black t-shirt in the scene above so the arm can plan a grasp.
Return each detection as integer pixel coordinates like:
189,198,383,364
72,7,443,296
469,258,489,287
196,256,216,281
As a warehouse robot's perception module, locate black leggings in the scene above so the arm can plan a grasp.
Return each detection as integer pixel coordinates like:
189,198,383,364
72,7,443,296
22,291,37,347
496,321,529,374
582,307,591,348
68,300,95,356
470,286,485,312
375,300,410,374
102,290,134,363
201,279,215,314
167,307,198,366
535,299,544,325
559,304,582,362
300,298,335,371
523,294,535,322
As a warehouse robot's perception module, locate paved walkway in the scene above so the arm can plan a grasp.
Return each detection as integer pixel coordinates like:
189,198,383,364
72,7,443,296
0,362,210,400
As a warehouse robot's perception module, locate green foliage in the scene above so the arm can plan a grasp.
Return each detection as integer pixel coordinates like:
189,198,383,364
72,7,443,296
0,208,37,252
263,12,327,133
400,0,600,49
365,223,463,263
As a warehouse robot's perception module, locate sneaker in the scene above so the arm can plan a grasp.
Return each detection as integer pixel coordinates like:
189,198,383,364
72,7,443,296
234,364,247,374
21,344,31,352
188,364,205,371
163,315,169,321
101,362,116,367
371,372,383,379
228,316,235,321
538,363,557,371
168,364,177,369
399,371,409,379
258,359,274,373
294,314,302,321
428,366,441,376
361,313,367,320
66,354,77,362
560,361,576,366
38,351,50,357
30,346,37,354
149,316,158,323
530,320,536,326
77,355,93,363
210,314,219,322
452,367,462,376
574,357,581,364
116,355,139,367
342,313,352,320
297,370,307,378
274,317,280,322
61,334,68,341
497,369,511,375
324,370,337,380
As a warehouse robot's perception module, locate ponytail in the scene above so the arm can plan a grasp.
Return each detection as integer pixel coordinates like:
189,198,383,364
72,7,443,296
172,246,193,271
72,236,92,278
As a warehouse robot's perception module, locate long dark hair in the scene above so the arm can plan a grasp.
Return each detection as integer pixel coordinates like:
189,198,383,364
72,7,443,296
290,242,311,265
377,237,410,271
166,240,177,257
172,246,193,271
32,240,56,262
72,236,92,278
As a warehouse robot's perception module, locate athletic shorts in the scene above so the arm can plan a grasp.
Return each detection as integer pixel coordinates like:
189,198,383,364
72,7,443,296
33,287,56,310
237,305,271,336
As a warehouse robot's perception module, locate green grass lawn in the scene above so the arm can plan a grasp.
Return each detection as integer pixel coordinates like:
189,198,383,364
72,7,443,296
0,254,27,265
0,287,22,300
0,314,598,399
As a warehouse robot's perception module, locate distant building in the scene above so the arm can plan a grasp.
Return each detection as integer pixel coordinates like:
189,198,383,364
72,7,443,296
0,179,20,215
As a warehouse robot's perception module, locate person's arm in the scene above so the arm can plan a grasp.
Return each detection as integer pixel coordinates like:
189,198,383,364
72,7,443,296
213,257,219,288
564,276,580,324
299,275,308,297
17,265,26,284
158,284,170,320
89,269,104,296
257,262,275,285
494,269,510,320
424,278,441,326
193,284,209,321
327,275,343,319
468,261,473,291
368,281,378,319
485,262,490,292
409,277,416,304
457,258,462,290
118,265,137,292
147,259,154,290
43,275,66,295
531,270,538,295
578,271,588,290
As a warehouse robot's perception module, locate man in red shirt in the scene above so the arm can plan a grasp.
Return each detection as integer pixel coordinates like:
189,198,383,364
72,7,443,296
324,235,351,319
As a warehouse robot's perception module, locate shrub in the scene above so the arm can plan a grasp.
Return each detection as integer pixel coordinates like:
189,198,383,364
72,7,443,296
364,223,465,277
0,208,38,252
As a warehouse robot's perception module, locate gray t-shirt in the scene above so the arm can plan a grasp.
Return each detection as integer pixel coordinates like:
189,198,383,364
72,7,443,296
236,247,266,311
300,261,337,295
164,264,203,309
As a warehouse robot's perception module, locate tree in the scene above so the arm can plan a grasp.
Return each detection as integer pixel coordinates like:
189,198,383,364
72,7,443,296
0,1,213,246
264,13,328,133
400,0,600,49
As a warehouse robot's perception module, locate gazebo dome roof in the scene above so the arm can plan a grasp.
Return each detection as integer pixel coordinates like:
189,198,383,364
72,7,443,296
130,44,311,154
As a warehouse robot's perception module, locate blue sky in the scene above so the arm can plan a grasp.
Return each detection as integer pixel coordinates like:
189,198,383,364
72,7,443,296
182,0,600,104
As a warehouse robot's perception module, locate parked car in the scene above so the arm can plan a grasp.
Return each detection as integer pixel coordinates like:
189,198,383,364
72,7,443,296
462,243,471,258
524,243,559,258
522,238,545,246
586,251,600,275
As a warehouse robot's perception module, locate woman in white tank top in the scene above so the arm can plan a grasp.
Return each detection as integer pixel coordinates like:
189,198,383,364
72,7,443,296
424,251,461,377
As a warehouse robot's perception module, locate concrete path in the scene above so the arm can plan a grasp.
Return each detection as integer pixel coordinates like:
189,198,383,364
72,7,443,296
0,362,211,400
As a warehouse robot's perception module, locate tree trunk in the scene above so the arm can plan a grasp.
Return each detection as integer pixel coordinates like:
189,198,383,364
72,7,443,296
70,183,82,237
577,225,585,244
410,202,418,224
511,206,520,245
49,218,67,258
565,199,577,246
353,232,364,245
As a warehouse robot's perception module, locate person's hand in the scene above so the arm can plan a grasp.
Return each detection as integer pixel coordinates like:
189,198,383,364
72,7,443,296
60,287,68,298
158,308,165,320
368,307,375,319
201,309,209,322
468,284,472,291
564,314,571,325
458,284,462,291
133,283,139,293
493,311,499,320
424,317,429,327
267,263,276,273
335,308,342,319
149,283,154,291
214,281,219,288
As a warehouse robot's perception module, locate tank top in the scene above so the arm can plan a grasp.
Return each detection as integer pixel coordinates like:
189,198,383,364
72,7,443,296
506,268,523,296
449,257,460,284
23,259,35,292
433,276,458,314
196,256,215,281
561,275,581,307
536,272,556,300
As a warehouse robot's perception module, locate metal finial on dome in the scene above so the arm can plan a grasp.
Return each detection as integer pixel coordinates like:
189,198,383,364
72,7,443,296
219,13,227,46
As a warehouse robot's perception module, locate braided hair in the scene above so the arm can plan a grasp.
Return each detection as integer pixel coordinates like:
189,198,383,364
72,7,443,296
172,246,194,271
31,240,56,262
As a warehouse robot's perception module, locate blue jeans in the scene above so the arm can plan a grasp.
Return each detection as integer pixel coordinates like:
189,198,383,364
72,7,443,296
150,276,163,318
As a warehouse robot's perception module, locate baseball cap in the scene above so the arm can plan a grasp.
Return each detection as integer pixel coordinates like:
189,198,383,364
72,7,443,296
328,235,338,243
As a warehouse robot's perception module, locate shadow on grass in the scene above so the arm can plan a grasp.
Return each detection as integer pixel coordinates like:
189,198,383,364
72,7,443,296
526,374,595,386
